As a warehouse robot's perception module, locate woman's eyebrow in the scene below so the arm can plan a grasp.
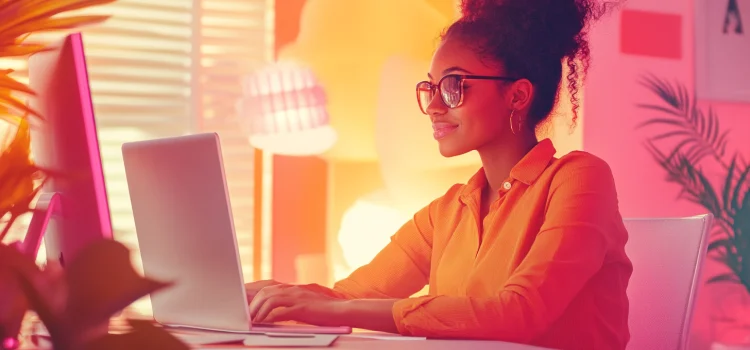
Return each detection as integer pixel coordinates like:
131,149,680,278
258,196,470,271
442,66,473,75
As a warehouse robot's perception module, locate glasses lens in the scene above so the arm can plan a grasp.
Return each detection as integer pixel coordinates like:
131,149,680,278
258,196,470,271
440,76,462,108
416,81,433,114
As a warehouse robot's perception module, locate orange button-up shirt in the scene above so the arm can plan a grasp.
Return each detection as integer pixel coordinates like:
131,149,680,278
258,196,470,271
332,139,632,350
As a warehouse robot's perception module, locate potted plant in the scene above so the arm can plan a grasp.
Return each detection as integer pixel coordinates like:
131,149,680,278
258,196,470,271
0,1,189,348
636,74,750,348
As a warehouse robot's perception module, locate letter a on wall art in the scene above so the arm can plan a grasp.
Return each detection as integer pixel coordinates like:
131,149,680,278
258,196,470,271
695,0,750,103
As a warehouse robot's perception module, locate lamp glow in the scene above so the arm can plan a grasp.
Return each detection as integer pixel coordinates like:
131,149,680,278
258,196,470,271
335,196,410,281
237,62,337,156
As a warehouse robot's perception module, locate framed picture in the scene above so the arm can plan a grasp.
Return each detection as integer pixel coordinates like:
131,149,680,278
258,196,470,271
695,0,750,103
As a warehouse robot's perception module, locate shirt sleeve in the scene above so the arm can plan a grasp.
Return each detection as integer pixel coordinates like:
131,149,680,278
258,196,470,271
331,196,438,300
391,156,621,342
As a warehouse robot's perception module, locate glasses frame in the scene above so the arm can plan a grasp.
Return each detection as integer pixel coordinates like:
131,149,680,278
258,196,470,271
416,74,518,114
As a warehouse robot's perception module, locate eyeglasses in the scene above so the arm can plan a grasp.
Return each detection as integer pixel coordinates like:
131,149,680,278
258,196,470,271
416,74,518,114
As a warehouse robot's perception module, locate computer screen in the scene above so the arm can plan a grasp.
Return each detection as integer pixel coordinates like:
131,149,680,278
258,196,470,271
27,32,113,266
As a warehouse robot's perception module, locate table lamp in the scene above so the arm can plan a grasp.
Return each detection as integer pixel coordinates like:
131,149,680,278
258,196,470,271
236,62,337,280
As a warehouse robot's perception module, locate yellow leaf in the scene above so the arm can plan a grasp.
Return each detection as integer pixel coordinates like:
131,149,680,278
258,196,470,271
5,15,111,39
0,73,36,95
0,0,116,35
0,42,49,58
0,0,112,238
0,118,31,172
0,1,38,33
0,107,23,124
0,92,41,119
0,170,34,212
0,33,33,48
0,118,34,212
0,157,34,194
0,73,39,120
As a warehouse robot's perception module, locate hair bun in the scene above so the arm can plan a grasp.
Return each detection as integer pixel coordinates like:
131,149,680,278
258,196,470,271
459,0,494,21
459,0,615,59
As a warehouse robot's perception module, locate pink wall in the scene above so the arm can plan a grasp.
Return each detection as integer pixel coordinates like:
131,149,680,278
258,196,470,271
585,1,750,349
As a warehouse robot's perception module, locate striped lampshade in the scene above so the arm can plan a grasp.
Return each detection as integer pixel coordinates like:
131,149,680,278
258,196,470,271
236,62,337,156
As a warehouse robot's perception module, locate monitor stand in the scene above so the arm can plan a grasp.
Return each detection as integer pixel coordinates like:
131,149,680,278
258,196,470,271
15,192,62,262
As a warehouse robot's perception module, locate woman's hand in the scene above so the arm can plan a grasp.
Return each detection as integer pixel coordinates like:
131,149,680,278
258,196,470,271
248,283,343,326
244,280,283,303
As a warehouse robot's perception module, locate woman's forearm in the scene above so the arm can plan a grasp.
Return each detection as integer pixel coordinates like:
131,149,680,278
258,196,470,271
332,299,400,334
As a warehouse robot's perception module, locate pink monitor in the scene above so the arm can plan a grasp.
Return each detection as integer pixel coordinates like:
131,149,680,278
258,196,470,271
27,32,113,266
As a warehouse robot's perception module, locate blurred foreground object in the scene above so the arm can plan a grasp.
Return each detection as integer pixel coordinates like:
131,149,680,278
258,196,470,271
0,239,187,350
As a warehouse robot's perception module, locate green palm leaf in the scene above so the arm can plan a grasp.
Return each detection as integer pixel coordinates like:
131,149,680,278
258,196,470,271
729,165,750,215
732,187,750,293
703,152,750,293
707,273,741,284
637,75,750,292
636,74,731,166
643,140,722,216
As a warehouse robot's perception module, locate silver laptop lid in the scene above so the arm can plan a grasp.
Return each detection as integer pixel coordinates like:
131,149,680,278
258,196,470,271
122,132,251,332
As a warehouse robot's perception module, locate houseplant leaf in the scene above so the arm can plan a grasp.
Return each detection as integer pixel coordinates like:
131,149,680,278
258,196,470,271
5,15,112,39
0,89,42,119
708,238,741,278
0,0,116,36
0,71,36,94
708,273,742,284
12,239,178,349
0,118,44,242
0,244,33,345
81,319,190,350
0,42,49,57
731,187,750,292
636,74,731,167
730,164,750,214
63,239,173,333
638,75,750,295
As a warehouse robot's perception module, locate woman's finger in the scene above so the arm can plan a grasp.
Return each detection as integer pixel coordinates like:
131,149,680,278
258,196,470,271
249,284,289,319
254,295,294,324
263,305,298,324
245,280,281,302
248,287,269,319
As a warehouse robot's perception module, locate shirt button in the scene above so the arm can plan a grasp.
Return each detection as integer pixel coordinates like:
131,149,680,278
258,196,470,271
502,181,512,190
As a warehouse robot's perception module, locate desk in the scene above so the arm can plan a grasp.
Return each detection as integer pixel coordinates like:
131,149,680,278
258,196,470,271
17,312,551,350
193,337,552,350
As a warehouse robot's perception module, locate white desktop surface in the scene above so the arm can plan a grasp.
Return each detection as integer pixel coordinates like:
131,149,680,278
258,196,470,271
183,330,554,350
193,337,553,350
19,313,554,350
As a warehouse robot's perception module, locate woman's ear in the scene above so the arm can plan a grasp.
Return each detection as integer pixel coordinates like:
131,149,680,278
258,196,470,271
508,78,534,111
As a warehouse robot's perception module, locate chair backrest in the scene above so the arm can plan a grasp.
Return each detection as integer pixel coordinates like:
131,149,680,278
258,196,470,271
623,214,712,350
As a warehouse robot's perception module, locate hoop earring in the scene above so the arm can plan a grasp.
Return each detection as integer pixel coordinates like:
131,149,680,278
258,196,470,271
509,110,523,135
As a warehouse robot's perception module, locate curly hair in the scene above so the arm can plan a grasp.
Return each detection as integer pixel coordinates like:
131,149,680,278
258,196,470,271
443,0,619,130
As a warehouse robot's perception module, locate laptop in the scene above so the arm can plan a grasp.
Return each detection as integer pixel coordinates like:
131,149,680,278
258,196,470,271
122,132,351,335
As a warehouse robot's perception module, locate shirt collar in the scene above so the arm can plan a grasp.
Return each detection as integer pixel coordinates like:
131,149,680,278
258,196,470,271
459,138,557,199
510,138,556,185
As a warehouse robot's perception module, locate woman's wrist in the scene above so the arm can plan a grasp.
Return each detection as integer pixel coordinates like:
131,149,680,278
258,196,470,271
327,299,400,333
329,299,353,326
300,283,347,300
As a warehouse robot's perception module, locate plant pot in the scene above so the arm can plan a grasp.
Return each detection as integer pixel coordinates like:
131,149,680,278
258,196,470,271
711,282,750,348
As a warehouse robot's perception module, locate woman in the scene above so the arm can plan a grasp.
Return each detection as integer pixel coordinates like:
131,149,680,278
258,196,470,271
246,0,632,349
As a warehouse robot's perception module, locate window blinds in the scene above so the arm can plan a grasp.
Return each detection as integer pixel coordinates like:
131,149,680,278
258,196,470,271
1,0,271,298
194,0,271,283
